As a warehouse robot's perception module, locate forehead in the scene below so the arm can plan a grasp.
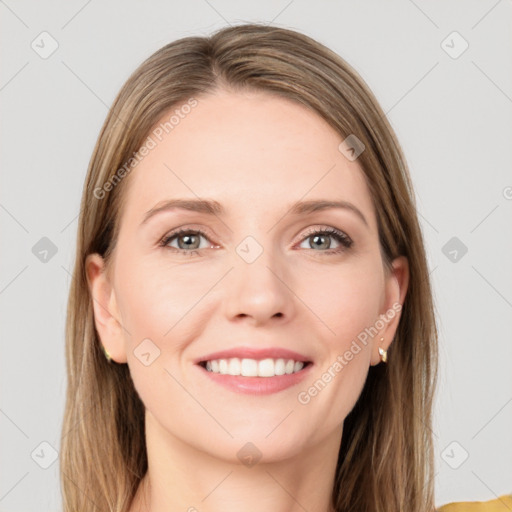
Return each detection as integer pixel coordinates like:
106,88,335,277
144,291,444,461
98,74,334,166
119,89,376,230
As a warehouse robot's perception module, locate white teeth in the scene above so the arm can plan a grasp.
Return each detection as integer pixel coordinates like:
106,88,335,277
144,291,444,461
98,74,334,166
219,359,228,374
258,358,274,377
274,358,286,376
294,361,303,373
241,358,258,377
228,358,241,376
202,357,306,377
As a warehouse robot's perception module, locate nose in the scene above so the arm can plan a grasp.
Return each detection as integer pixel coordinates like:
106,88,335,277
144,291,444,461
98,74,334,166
223,247,295,327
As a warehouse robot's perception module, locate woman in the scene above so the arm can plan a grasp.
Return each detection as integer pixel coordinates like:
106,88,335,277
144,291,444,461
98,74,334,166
60,22,449,512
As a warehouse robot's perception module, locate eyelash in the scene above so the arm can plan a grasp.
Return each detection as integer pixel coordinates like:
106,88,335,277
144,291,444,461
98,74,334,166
159,226,353,258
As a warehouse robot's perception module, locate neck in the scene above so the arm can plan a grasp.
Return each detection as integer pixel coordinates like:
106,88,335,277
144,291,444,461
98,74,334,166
129,410,341,512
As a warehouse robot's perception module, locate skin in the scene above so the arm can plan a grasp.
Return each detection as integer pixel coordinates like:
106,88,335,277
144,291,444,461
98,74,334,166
86,88,409,512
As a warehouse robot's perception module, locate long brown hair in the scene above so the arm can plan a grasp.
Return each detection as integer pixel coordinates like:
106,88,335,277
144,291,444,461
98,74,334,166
60,23,438,512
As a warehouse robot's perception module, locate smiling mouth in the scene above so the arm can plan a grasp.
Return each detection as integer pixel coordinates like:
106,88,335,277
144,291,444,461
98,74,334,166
198,357,312,378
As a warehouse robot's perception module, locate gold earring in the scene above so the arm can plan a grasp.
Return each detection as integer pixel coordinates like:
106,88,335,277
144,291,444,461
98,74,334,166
378,337,387,363
101,344,113,363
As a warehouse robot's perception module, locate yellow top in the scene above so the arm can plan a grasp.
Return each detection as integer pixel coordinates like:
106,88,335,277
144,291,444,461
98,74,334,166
437,495,512,511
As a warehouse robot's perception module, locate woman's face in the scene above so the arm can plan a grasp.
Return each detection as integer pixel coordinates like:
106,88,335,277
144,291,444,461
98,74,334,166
87,88,408,463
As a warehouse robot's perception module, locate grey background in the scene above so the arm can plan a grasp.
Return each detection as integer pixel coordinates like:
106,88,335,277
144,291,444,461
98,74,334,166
1,1,511,510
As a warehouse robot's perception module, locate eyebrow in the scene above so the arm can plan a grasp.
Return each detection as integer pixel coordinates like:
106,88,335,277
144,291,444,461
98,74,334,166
141,198,369,227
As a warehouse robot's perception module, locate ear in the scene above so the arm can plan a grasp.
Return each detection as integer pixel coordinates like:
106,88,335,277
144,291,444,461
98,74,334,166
85,253,127,363
370,255,409,366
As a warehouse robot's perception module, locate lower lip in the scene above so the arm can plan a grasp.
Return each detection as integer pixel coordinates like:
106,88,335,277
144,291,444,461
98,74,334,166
196,363,313,395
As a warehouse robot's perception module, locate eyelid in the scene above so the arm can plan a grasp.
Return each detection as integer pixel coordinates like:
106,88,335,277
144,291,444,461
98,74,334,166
294,225,353,252
159,224,216,243
296,225,352,242
159,223,353,254
158,225,222,257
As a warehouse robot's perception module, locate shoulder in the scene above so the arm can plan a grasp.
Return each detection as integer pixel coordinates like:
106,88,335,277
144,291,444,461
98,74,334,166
437,494,512,512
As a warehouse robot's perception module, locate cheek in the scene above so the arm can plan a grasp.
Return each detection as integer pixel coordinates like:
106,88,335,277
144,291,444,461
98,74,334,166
295,257,384,345
114,257,214,415
299,260,383,422
115,256,216,342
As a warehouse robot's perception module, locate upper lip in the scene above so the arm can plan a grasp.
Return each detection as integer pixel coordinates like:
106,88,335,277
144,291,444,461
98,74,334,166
194,346,313,364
